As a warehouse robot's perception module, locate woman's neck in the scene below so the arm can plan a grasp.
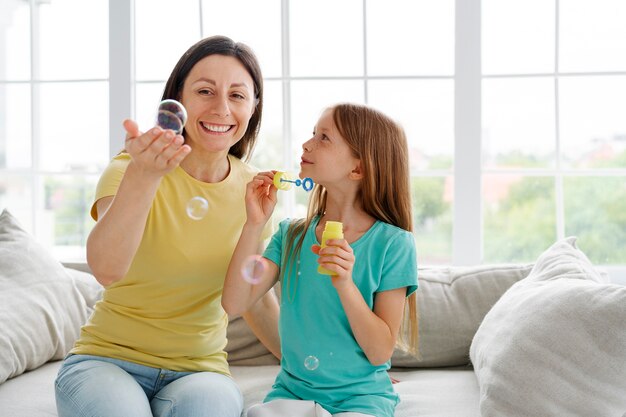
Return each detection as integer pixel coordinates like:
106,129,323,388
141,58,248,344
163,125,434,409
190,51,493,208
179,150,231,183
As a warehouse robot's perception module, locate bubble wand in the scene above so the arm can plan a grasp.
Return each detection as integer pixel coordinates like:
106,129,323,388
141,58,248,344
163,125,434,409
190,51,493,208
273,171,314,192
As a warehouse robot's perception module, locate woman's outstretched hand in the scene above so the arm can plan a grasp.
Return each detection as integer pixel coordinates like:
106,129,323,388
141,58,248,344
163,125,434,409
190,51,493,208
123,119,191,179
245,171,278,226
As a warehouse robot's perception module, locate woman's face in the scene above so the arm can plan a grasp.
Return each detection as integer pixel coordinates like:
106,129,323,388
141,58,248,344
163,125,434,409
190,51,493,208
180,54,256,154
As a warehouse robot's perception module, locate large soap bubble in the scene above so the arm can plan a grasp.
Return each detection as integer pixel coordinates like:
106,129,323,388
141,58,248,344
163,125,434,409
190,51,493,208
156,99,188,134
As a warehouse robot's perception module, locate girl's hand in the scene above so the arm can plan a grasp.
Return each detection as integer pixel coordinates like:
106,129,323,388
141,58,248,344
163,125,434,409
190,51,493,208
245,171,278,226
311,239,355,287
123,119,191,179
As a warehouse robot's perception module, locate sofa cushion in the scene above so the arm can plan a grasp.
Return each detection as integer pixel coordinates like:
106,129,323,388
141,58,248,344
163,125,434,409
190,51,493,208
0,209,93,384
391,263,533,367
470,237,626,416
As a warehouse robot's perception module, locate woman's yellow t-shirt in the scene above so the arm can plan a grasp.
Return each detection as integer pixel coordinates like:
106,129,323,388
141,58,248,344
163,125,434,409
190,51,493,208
72,153,270,375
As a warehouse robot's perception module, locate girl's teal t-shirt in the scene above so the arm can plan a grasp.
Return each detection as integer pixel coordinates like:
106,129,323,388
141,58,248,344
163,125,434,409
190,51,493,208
262,217,418,417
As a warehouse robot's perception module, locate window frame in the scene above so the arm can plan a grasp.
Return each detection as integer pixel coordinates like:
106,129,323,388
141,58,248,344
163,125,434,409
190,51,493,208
55,0,626,283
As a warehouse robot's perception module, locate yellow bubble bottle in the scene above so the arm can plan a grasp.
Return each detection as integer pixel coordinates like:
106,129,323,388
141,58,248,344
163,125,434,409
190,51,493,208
318,221,344,275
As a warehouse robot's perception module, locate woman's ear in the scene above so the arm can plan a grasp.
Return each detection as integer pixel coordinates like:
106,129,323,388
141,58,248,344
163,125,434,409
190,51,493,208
349,160,364,180
250,100,258,116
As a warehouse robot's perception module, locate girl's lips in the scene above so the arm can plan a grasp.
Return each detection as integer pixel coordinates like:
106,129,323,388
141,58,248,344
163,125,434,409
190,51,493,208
300,158,312,164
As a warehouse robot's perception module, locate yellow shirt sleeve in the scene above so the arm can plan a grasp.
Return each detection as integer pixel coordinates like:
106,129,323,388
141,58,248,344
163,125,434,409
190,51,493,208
90,153,131,221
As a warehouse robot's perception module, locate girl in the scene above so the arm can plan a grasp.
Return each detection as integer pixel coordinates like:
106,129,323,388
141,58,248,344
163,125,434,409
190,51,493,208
222,103,419,417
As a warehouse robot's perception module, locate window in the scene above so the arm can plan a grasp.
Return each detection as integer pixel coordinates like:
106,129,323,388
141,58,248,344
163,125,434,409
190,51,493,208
131,0,456,261
481,0,626,278
1,0,624,283
0,0,108,260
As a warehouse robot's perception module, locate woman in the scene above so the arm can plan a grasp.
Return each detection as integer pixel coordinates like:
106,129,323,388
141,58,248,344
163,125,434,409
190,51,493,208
55,36,280,417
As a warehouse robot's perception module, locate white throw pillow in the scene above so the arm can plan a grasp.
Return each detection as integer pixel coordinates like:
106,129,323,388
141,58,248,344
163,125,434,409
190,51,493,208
0,209,91,384
470,237,626,416
64,267,104,317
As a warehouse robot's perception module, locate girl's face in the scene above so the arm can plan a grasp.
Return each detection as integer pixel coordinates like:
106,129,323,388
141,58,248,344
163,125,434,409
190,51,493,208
300,109,360,186
180,54,256,154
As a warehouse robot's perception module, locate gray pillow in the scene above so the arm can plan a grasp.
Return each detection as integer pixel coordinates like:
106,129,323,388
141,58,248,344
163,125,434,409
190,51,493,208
227,263,535,368
0,209,91,384
470,237,626,416
392,264,533,367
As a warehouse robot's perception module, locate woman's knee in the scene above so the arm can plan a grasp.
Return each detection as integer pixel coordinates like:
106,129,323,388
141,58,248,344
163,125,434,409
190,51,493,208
55,357,151,417
152,372,243,417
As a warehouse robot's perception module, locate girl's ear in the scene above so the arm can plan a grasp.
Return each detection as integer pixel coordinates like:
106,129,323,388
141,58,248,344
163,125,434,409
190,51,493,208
349,160,364,180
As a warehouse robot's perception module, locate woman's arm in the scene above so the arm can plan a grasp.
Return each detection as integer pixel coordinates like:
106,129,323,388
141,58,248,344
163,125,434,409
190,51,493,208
241,289,281,359
87,120,190,286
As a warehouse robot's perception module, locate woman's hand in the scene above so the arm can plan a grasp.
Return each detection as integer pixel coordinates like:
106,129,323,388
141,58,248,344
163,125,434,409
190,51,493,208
245,171,278,226
311,239,356,288
123,119,191,179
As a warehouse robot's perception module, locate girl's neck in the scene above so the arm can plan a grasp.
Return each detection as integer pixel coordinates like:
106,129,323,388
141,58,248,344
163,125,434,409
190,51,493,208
318,194,376,241
179,150,230,183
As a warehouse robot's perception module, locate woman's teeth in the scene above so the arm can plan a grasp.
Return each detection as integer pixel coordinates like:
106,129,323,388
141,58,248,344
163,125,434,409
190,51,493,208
201,122,231,133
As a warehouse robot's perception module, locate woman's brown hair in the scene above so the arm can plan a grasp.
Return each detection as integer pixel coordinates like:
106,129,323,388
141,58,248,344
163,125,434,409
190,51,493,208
161,35,263,161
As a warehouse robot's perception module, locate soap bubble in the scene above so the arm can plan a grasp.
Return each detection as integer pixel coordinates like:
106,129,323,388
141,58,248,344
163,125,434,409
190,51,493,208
241,254,267,284
186,196,209,220
304,355,319,371
157,99,187,134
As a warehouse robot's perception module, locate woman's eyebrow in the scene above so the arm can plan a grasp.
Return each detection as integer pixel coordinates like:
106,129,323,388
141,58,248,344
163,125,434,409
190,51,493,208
191,77,252,89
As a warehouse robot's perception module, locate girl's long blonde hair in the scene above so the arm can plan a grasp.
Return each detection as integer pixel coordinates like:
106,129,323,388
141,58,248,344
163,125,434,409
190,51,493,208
281,103,419,357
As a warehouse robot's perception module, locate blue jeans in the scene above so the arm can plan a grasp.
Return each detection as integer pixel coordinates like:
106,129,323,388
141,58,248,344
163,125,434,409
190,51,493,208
55,354,243,417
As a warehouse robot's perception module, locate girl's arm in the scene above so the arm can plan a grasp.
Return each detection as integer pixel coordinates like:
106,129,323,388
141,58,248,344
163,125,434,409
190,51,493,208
222,172,280,316
314,240,407,366
87,120,190,286
336,284,406,366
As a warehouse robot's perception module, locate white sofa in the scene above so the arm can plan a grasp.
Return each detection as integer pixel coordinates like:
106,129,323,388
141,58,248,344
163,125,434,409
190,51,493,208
1,209,625,417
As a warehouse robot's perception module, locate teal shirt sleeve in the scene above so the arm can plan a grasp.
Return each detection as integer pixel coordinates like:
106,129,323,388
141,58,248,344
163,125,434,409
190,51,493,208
263,219,290,269
377,229,418,296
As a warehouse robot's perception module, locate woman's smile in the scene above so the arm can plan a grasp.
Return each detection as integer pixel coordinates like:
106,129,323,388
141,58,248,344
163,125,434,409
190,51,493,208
200,121,234,134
